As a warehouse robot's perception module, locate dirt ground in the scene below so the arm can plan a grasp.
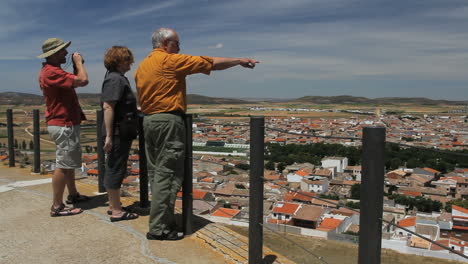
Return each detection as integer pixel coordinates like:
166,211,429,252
227,225,465,264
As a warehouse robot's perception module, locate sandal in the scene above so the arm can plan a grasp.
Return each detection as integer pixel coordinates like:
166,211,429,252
50,204,83,217
110,212,139,222
107,206,132,215
66,193,90,204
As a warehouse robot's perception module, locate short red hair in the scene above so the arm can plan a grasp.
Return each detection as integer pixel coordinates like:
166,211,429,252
103,46,134,71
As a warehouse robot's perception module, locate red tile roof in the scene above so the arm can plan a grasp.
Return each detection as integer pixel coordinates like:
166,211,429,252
423,167,440,174
318,217,342,231
177,189,208,200
295,169,309,177
129,155,139,161
85,154,98,160
402,191,423,197
293,191,317,202
398,217,416,228
87,169,98,175
211,208,240,218
200,177,214,183
452,205,468,215
430,239,449,251
452,225,468,230
272,202,300,215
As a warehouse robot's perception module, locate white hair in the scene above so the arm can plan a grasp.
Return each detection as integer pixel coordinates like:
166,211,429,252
151,28,175,49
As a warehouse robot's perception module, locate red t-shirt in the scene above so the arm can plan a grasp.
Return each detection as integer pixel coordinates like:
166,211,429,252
38,63,86,126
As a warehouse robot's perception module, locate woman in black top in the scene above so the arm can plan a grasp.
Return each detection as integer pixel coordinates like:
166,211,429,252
101,46,138,222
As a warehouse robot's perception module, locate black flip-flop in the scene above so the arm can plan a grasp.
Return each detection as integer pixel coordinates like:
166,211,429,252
107,206,131,215
110,212,139,222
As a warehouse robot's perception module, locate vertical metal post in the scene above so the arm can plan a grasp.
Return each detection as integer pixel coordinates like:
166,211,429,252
359,126,386,264
138,112,149,208
96,110,106,193
249,116,264,264
183,114,194,235
33,109,41,173
6,109,15,167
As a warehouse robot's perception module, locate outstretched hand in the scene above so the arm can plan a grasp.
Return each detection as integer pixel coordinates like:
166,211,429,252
240,58,259,69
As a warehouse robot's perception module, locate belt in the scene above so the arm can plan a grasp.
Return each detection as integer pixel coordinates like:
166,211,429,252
145,111,186,117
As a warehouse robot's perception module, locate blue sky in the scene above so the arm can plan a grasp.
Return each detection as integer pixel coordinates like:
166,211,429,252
1,0,468,100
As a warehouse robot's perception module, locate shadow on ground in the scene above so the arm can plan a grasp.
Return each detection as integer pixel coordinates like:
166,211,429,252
124,200,214,233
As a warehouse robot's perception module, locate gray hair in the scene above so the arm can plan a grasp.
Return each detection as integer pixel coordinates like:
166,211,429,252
151,28,175,49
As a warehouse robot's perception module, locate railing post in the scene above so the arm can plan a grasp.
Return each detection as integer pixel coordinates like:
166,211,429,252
183,114,193,235
6,109,15,167
359,126,386,264
138,112,149,208
249,116,264,264
33,109,41,173
96,110,106,193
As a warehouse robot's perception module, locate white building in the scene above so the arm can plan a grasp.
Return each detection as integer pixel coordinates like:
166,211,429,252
345,165,362,181
286,168,310,183
301,178,329,193
321,157,348,173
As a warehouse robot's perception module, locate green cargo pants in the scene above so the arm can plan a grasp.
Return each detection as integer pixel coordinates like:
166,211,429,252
143,113,185,236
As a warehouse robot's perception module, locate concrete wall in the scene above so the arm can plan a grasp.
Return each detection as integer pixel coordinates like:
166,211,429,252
263,222,328,239
382,239,467,262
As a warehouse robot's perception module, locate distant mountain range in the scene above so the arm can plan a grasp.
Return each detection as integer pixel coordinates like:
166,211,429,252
0,92,466,106
293,95,468,105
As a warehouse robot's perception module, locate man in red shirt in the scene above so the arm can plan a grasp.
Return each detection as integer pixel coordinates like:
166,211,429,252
38,38,89,216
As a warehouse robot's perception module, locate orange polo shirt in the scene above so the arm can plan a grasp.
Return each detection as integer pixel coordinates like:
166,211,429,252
135,48,213,114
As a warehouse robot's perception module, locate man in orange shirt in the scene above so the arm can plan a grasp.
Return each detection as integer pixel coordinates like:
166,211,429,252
135,28,258,240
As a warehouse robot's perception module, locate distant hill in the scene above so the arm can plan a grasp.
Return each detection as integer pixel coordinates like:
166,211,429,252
294,95,468,105
0,92,43,105
187,94,250,104
0,92,250,105
0,92,466,106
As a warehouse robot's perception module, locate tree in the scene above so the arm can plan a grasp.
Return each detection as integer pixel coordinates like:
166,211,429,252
265,161,275,170
445,199,468,212
235,163,250,171
29,140,34,150
345,201,360,209
392,194,442,213
277,162,286,172
388,185,397,195
21,140,26,150
319,193,339,200
14,139,18,149
351,184,360,200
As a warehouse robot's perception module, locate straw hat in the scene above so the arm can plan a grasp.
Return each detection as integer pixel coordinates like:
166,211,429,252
37,38,71,58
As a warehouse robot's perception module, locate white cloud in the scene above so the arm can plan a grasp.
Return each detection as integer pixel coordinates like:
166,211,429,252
98,1,179,24
209,43,224,49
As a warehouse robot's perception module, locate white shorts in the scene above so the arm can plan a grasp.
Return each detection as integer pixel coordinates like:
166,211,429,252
48,125,82,169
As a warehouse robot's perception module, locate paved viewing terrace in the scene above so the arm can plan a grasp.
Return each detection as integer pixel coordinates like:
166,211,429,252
0,166,293,264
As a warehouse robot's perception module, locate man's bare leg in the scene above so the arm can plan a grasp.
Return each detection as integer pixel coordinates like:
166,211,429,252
64,168,78,196
52,168,67,207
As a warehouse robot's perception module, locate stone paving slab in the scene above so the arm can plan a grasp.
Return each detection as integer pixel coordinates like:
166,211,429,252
0,166,228,264
0,165,295,264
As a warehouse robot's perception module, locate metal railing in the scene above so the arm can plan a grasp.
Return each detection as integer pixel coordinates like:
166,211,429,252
4,109,468,263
